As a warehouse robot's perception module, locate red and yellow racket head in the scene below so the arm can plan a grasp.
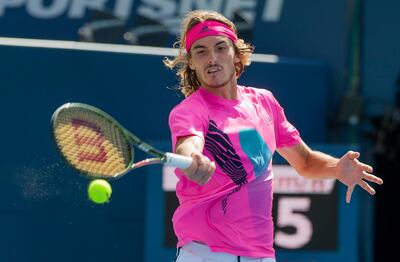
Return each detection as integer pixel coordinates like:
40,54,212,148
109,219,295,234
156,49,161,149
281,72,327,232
51,103,132,179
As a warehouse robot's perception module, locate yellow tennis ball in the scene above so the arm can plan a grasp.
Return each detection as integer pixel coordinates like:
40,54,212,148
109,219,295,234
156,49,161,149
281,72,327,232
87,179,112,204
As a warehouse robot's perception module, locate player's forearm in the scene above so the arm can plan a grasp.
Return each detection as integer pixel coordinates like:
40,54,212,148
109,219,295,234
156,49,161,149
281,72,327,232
175,135,215,184
175,135,204,157
299,151,339,180
176,142,199,157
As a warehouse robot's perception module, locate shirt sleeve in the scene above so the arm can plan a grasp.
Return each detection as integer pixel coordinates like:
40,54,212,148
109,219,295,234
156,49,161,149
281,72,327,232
168,101,208,152
267,91,302,148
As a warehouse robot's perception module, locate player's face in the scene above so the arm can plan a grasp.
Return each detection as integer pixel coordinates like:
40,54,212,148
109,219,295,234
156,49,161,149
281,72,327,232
189,35,240,91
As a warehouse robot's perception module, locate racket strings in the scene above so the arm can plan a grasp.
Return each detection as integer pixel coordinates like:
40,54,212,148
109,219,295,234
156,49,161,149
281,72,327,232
53,107,132,178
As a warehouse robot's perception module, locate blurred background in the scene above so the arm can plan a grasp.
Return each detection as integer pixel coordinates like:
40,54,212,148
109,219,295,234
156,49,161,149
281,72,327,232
0,0,397,261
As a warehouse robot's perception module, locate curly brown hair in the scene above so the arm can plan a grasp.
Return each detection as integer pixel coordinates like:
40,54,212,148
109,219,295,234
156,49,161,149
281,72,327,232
163,10,254,97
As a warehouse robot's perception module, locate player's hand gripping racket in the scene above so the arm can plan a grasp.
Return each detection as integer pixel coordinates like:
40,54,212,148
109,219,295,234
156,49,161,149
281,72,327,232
51,102,192,180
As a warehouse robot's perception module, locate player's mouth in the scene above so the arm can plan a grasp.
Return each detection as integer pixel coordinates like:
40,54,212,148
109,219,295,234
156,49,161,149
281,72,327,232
206,66,221,74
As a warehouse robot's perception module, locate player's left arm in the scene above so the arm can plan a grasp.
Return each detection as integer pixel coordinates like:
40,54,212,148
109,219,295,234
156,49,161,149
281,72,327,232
276,140,383,203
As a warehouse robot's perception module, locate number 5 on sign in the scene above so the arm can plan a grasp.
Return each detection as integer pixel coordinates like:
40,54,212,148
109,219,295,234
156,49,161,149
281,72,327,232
272,165,337,250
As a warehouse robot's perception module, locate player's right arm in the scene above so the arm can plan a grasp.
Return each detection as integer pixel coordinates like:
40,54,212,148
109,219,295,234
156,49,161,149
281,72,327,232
175,135,215,185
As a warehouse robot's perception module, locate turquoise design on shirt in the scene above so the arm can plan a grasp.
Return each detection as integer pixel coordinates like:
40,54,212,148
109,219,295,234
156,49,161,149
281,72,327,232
239,129,272,177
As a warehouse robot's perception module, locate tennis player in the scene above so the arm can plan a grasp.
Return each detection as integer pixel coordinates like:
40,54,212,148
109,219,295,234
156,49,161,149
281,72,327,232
165,10,383,262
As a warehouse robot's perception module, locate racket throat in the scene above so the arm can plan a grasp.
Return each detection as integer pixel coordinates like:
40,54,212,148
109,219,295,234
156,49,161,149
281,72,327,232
131,158,163,169
136,142,164,157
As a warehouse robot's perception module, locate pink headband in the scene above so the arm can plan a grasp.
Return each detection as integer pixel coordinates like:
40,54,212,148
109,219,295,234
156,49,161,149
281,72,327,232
185,20,238,52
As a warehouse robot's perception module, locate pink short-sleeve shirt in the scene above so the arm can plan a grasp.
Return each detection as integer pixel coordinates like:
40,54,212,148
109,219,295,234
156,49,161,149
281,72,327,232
168,86,301,258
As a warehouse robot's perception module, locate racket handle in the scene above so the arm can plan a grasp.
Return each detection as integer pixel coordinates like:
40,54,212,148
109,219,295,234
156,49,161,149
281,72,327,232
164,153,193,169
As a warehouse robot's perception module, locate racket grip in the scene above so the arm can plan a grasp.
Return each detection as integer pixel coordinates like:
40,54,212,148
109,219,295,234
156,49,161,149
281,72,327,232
164,152,193,169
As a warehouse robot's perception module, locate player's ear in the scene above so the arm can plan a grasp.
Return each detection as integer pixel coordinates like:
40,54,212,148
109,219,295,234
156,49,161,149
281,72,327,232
188,56,195,70
234,53,240,63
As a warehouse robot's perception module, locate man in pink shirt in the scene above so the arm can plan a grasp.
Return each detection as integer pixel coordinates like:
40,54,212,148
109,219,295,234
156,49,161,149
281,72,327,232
165,9,383,262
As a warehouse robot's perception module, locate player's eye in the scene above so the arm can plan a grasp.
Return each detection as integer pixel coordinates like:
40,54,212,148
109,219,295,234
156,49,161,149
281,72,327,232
195,49,205,55
217,45,227,51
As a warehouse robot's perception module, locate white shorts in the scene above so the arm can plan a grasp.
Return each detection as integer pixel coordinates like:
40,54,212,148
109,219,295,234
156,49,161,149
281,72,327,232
174,241,276,262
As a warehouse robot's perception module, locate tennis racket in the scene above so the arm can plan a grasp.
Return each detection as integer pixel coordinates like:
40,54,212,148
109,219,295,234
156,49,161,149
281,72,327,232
51,102,192,180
